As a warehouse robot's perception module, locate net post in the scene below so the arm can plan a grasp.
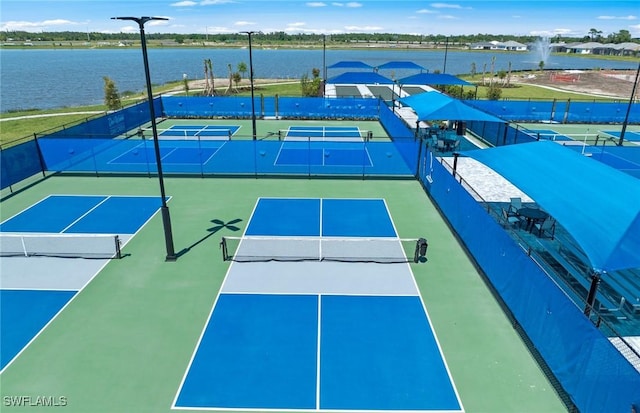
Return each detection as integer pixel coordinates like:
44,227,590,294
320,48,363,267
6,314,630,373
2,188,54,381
220,237,228,261
366,130,373,142
114,235,122,259
414,238,428,263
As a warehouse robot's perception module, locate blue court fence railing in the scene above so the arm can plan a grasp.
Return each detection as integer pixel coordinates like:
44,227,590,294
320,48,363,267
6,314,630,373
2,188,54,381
467,99,640,124
4,97,639,191
3,94,640,410
418,144,640,412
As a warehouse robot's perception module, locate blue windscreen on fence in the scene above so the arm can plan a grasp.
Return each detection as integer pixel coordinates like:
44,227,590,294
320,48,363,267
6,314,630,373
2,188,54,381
161,96,381,120
36,137,415,178
277,97,379,120
378,105,419,175
38,100,154,140
0,140,43,190
418,148,640,413
469,100,639,123
162,96,257,118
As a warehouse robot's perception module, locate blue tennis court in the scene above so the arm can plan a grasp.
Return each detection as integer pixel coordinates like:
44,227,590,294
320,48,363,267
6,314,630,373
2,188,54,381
525,129,573,141
275,143,373,167
283,126,365,141
0,195,165,372
157,125,240,139
174,198,462,411
108,143,223,165
602,130,640,142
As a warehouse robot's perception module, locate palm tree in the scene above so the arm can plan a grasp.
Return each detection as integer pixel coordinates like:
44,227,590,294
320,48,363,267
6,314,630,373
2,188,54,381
588,28,602,41
238,62,247,80
207,58,215,95
203,59,211,95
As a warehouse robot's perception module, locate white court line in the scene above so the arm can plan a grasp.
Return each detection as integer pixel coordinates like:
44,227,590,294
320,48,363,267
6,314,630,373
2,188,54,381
60,196,110,233
106,142,147,164
0,195,167,375
316,294,322,411
172,197,463,412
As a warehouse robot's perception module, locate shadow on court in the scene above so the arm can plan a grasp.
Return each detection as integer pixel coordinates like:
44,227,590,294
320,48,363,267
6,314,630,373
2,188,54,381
176,218,242,258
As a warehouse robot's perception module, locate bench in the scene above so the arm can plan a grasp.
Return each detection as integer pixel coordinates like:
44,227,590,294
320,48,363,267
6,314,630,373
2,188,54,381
536,240,626,320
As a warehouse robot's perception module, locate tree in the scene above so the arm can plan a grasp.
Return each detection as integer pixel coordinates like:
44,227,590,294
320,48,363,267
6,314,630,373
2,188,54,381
238,62,248,79
225,64,233,95
232,72,242,90
588,28,602,41
486,83,502,100
538,60,545,72
203,58,215,96
103,76,121,110
613,29,632,43
182,74,189,96
497,70,507,86
300,68,322,96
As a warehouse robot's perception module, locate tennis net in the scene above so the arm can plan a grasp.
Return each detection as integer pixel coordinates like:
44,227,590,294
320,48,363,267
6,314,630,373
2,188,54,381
0,233,122,259
220,236,427,263
278,129,372,142
140,127,233,140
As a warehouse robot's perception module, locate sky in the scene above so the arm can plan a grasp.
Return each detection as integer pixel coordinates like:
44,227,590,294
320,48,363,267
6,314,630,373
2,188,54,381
1,0,639,38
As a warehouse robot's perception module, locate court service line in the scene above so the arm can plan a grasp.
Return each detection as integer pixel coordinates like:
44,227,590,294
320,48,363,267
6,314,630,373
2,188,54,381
316,294,322,410
171,197,262,410
59,195,110,233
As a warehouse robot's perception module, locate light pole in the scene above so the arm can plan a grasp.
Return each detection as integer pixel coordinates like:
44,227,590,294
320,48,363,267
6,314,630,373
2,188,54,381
240,31,257,140
619,60,640,146
111,16,177,261
323,34,327,97
443,36,449,74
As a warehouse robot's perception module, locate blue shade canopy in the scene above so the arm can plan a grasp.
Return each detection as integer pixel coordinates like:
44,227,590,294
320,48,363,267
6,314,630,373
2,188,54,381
327,61,373,69
327,72,394,84
464,141,640,272
399,73,472,86
399,92,504,122
377,61,426,71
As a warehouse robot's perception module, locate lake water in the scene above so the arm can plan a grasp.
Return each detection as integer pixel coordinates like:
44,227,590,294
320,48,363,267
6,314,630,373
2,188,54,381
1,47,637,112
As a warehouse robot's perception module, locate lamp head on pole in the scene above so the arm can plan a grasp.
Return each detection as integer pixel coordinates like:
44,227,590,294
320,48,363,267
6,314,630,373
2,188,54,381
111,16,168,27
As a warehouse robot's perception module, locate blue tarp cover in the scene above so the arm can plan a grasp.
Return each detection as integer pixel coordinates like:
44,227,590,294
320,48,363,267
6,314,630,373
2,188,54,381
327,61,373,69
377,61,425,71
464,141,640,272
399,73,472,86
400,92,504,122
327,72,394,85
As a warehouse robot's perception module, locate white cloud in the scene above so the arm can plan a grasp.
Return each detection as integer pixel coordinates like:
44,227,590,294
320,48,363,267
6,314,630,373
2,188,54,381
416,9,438,14
530,28,575,37
234,21,256,26
288,22,307,28
307,2,327,7
430,3,466,9
204,26,233,34
597,15,637,20
148,19,170,27
200,0,236,4
332,2,344,6
0,19,82,32
118,25,139,34
437,15,458,20
344,25,383,31
170,1,197,6
345,2,362,7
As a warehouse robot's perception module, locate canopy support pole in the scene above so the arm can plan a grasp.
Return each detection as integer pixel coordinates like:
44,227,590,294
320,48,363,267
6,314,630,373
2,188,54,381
584,270,601,317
